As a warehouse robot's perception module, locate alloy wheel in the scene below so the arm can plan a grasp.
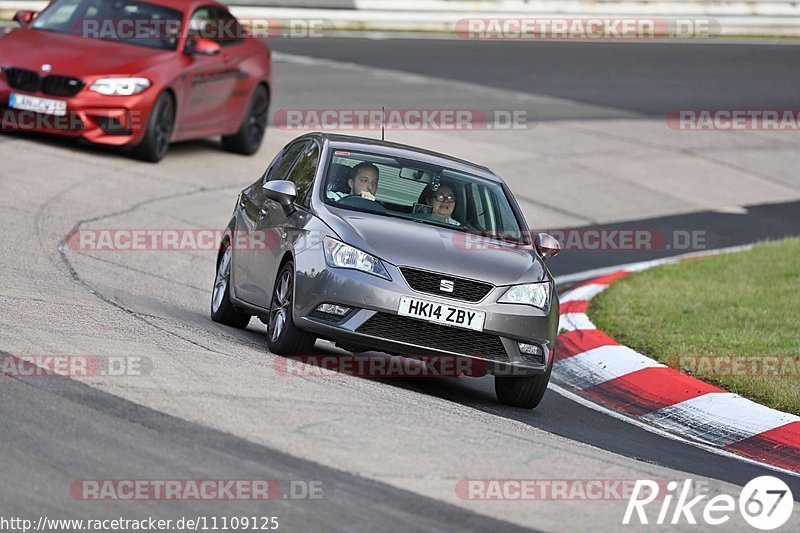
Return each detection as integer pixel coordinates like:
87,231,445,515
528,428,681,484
248,90,268,147
269,269,292,343
212,246,231,314
154,98,175,158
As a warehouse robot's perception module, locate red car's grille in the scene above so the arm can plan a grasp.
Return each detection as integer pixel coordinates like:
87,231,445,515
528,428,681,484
5,67,84,97
42,75,85,97
5,68,40,92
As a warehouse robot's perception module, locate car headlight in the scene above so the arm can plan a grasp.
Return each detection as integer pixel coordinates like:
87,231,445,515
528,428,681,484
89,77,151,96
323,237,390,280
498,282,551,310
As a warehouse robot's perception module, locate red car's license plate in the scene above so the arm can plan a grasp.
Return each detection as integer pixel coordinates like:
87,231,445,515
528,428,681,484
9,93,67,117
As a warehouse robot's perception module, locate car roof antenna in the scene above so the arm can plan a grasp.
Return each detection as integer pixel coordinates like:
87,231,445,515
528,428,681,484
381,106,386,142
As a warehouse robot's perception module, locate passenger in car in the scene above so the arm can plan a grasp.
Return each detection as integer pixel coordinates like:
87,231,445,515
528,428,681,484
328,162,380,201
425,182,462,227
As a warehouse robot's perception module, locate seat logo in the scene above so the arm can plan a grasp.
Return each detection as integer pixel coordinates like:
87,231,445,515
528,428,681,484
41,64,52,73
440,280,455,293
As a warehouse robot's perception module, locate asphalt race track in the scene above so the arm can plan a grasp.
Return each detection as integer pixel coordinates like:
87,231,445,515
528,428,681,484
2,37,800,531
269,38,800,118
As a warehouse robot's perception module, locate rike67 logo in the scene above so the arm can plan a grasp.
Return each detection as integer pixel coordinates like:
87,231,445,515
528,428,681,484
624,476,794,529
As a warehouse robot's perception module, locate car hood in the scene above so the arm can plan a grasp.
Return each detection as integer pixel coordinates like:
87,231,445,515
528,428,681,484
0,29,173,77
324,209,546,286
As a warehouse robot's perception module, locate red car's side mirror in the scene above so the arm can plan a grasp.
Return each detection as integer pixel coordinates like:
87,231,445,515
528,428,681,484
535,233,561,260
186,37,221,56
13,10,36,26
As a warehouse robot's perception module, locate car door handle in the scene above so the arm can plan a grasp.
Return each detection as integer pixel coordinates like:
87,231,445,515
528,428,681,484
223,54,231,63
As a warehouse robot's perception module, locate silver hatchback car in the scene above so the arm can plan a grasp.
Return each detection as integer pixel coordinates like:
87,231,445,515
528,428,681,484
211,133,561,408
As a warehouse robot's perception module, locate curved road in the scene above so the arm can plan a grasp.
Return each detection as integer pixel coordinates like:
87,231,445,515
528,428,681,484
2,38,800,531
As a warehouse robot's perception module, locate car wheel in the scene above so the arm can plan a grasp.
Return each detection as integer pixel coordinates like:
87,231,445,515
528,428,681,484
494,363,552,409
222,84,269,156
210,241,251,329
133,92,175,163
267,262,316,355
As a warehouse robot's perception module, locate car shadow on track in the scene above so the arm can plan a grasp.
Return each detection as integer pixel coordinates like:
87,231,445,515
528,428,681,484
225,321,800,494
0,130,244,161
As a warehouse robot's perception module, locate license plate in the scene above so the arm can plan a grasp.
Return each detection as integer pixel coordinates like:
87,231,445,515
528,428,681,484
8,93,67,117
397,296,486,332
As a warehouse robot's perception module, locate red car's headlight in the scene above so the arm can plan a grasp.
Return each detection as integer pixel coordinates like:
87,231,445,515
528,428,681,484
89,77,151,96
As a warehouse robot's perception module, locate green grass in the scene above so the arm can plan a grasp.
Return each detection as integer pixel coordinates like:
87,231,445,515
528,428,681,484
589,238,800,415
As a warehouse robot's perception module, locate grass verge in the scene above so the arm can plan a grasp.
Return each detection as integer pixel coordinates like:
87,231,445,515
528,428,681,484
589,238,800,415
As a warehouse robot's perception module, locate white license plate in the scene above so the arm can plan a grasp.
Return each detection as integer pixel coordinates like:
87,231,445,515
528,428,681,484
8,93,67,117
397,296,486,332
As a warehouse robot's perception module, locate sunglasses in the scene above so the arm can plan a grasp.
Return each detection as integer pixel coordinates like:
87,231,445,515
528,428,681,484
433,193,455,203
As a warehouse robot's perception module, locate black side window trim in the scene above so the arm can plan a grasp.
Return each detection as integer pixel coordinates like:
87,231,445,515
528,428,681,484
267,141,309,183
285,140,321,208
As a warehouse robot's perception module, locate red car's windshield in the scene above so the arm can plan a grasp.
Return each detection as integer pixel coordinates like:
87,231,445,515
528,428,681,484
31,0,183,51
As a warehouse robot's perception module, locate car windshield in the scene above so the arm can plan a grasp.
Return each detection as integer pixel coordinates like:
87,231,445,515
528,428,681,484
323,149,525,241
31,0,182,51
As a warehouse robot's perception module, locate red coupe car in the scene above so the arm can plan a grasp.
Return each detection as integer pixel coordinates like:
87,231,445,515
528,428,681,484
0,0,271,161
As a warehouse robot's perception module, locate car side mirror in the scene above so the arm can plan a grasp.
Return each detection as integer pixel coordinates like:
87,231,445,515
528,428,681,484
13,10,35,26
186,37,221,56
264,180,297,215
535,232,561,260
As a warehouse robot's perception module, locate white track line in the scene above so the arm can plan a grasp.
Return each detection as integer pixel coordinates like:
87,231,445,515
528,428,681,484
554,243,754,287
548,382,800,479
550,242,800,478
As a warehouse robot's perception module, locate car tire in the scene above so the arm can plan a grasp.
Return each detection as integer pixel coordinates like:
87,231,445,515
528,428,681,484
133,92,175,163
267,262,317,355
494,363,552,409
221,84,269,156
210,241,251,329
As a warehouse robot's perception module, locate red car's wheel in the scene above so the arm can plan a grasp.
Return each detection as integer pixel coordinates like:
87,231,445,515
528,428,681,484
133,92,175,163
222,85,269,156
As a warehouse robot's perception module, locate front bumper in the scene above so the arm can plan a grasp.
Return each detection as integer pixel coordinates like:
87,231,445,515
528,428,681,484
293,246,560,377
0,81,156,146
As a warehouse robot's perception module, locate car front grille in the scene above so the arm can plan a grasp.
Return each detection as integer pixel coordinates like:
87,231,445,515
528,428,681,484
399,267,494,303
5,67,41,93
42,75,84,97
356,312,509,362
5,67,84,97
